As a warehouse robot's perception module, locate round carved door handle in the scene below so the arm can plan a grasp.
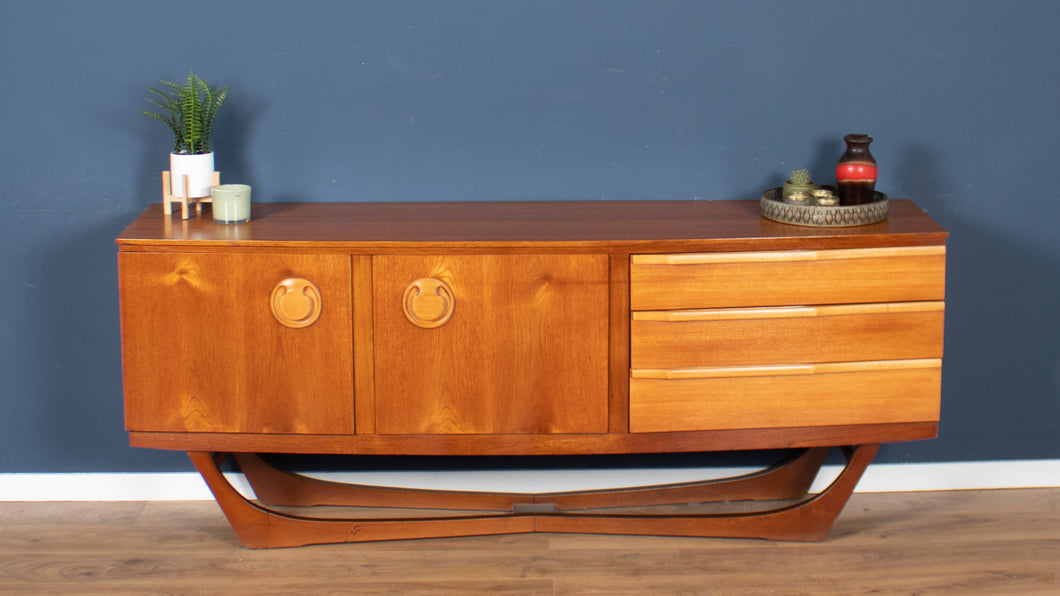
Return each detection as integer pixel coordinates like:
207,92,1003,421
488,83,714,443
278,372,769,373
403,278,455,329
271,278,323,328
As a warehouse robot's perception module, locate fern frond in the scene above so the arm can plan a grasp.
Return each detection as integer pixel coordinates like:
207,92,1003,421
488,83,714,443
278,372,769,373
202,85,229,153
181,70,204,153
139,110,176,133
144,85,174,103
159,79,181,93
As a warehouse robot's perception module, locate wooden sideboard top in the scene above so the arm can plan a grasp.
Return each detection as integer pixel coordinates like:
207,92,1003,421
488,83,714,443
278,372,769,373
116,199,947,252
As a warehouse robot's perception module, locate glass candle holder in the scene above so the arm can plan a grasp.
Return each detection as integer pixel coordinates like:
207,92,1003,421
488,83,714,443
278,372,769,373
211,184,251,223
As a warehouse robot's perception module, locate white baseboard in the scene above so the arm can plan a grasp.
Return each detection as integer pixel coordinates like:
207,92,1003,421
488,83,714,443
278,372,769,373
1,460,1058,501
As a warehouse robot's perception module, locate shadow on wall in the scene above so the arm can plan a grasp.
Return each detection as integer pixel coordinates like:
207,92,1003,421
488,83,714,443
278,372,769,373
931,212,1060,460
892,143,1060,461
213,93,266,197
31,215,191,472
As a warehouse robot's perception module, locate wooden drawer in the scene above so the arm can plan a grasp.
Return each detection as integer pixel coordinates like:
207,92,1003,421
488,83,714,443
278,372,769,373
631,302,945,369
630,246,946,310
630,360,942,433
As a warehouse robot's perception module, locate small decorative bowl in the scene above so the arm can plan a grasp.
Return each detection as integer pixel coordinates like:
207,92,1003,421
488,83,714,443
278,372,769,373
761,186,888,227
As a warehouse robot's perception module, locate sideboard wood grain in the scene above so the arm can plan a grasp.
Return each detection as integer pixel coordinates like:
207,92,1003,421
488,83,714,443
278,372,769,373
117,199,947,547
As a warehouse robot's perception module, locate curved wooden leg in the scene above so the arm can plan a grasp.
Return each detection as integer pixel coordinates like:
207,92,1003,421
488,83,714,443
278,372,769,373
236,448,827,512
189,452,535,549
535,444,880,542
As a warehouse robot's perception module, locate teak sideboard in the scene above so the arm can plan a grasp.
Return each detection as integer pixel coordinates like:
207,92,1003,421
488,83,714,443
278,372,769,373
116,199,947,548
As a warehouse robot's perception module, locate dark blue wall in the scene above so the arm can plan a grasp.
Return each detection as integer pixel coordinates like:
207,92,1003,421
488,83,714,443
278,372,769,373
2,1,1057,472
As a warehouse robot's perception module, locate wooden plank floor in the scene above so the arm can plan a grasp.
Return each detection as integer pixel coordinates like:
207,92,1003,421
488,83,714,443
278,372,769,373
0,489,1057,595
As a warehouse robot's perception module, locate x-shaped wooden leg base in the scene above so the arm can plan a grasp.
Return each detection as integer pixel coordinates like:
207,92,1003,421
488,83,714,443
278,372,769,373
188,445,878,549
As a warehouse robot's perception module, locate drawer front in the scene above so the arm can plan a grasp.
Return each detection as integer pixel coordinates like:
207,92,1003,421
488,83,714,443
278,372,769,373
119,252,354,435
630,246,946,310
630,360,942,433
631,302,945,369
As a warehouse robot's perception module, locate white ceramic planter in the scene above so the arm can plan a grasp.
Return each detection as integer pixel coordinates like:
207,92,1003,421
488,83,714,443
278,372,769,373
169,152,215,198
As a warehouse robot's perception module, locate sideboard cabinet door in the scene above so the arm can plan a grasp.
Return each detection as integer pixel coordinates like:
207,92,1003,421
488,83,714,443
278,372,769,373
372,254,609,435
119,253,354,434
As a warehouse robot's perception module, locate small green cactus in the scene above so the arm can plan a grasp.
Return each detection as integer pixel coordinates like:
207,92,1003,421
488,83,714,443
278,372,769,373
782,168,816,200
790,169,812,185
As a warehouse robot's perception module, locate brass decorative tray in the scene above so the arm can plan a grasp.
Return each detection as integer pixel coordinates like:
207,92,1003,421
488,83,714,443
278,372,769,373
761,187,888,227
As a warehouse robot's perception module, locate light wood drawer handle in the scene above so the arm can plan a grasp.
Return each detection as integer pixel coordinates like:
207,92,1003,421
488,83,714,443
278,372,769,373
271,278,323,328
632,301,947,322
631,358,943,380
403,278,455,329
631,246,946,266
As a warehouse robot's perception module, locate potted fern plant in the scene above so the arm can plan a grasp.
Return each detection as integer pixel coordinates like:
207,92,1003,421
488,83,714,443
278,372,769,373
141,69,229,200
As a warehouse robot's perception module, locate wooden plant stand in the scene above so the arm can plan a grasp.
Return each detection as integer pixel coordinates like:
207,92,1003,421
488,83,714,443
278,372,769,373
162,170,220,219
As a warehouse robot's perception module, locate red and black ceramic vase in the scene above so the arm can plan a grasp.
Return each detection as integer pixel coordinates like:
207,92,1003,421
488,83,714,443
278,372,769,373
835,134,878,206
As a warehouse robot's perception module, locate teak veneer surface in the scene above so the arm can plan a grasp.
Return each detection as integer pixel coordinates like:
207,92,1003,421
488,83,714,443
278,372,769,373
119,198,947,455
119,252,355,435
127,423,941,456
372,254,610,435
631,302,946,368
116,199,947,251
628,246,946,310
116,199,948,546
